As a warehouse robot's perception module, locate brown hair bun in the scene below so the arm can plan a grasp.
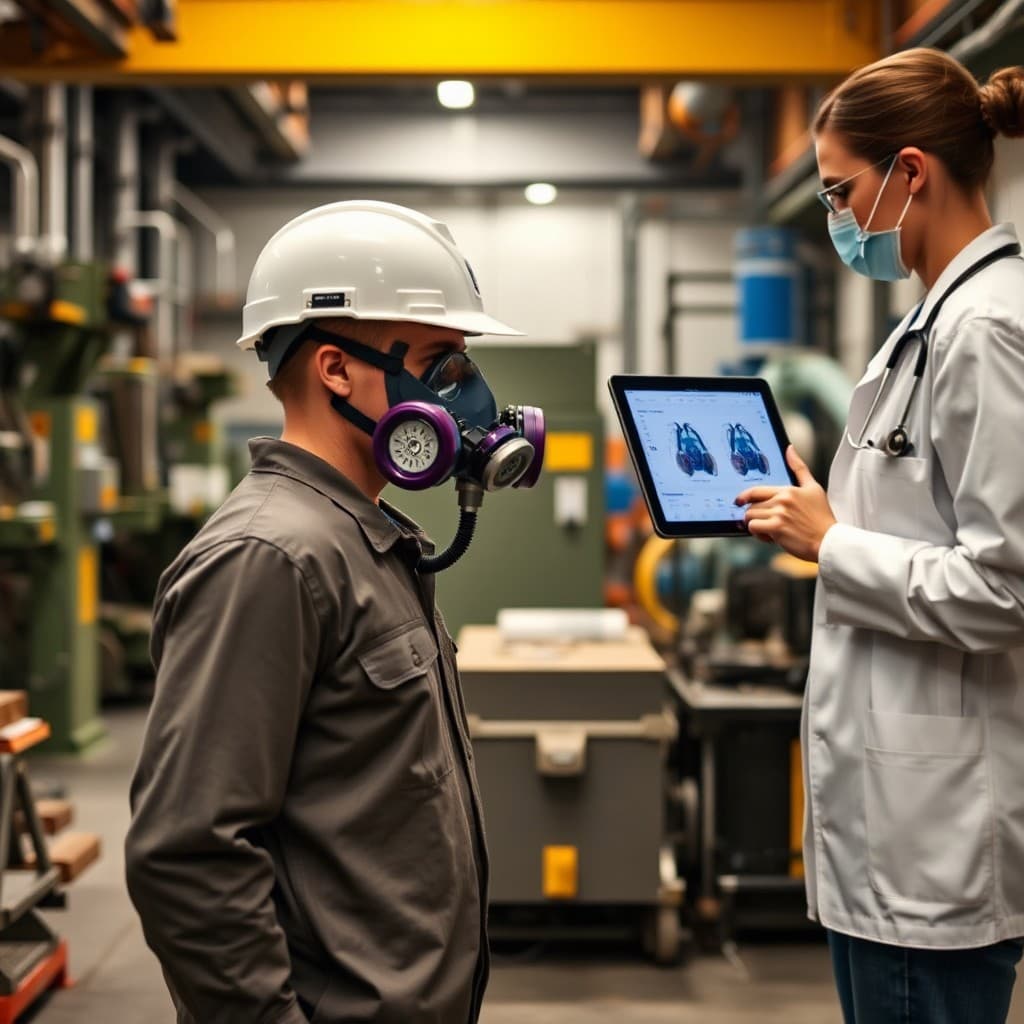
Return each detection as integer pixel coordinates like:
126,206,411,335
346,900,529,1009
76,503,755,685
980,67,1024,139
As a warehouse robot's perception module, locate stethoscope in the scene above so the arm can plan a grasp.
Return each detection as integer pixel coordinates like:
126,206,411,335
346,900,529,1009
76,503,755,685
848,242,1022,458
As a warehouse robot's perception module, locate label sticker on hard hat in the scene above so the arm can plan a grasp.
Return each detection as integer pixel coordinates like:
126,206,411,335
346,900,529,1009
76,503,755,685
309,291,351,309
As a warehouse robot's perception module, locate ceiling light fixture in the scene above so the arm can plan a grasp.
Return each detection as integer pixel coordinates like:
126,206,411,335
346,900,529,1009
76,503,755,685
437,80,475,110
524,183,558,205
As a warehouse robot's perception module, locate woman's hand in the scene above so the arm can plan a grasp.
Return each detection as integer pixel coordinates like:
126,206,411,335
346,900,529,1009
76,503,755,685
735,446,837,563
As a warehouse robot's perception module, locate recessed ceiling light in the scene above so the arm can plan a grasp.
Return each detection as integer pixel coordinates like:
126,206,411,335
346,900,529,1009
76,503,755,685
437,80,475,110
524,183,558,205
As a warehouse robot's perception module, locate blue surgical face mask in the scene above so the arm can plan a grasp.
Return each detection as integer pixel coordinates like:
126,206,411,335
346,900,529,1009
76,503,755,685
827,155,914,282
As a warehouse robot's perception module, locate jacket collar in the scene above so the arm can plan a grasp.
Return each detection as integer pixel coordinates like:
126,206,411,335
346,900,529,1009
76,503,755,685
247,438,433,557
912,222,1021,328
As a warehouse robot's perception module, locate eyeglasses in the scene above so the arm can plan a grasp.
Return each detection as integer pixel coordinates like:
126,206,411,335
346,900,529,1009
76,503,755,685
423,351,478,400
816,154,896,214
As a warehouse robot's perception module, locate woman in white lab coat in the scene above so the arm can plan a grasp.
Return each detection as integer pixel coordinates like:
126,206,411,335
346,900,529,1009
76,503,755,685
738,48,1024,1024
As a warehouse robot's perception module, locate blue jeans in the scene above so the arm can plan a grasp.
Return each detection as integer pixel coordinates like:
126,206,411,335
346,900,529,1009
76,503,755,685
828,930,1024,1024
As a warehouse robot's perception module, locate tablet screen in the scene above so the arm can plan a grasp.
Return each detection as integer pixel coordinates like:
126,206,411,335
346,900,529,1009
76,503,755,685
622,385,790,526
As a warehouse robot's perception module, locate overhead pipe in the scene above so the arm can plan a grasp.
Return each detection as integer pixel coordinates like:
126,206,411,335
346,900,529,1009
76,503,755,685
173,215,195,355
148,134,176,288
114,103,141,273
116,210,180,360
950,0,1024,61
908,0,1002,49
620,192,640,373
36,85,68,262
171,183,237,300
0,133,39,253
71,86,94,262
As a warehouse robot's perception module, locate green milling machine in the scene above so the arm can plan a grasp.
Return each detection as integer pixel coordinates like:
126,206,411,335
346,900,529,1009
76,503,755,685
0,258,133,751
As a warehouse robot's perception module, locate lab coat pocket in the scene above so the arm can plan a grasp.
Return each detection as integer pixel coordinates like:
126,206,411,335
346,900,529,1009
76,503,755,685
870,633,965,717
864,709,992,906
850,452,951,543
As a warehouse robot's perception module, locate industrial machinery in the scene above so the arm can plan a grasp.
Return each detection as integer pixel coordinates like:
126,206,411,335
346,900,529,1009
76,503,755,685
96,351,239,698
164,353,237,520
637,222,855,943
0,254,143,750
457,620,684,964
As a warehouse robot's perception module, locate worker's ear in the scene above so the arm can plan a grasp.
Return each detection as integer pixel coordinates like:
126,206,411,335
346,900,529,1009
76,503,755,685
897,147,927,195
314,344,354,399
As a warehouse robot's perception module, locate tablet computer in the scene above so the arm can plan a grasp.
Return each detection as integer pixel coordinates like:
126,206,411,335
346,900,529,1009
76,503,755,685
608,375,796,538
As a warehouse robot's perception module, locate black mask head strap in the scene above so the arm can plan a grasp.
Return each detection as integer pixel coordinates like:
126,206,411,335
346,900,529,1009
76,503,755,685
259,322,410,380
301,324,409,374
286,325,410,437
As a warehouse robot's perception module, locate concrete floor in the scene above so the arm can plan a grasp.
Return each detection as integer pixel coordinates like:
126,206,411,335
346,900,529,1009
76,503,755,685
15,706,1024,1024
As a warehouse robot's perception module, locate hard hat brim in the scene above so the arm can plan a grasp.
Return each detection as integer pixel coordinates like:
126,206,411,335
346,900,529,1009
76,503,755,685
237,308,522,351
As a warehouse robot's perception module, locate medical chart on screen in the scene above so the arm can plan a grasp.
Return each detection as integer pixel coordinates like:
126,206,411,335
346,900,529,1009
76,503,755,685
624,388,790,523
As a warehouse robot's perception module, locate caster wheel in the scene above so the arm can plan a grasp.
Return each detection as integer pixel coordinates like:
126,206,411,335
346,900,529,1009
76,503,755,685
643,906,683,965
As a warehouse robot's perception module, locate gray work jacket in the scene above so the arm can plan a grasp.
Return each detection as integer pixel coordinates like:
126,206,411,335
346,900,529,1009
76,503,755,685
125,438,489,1024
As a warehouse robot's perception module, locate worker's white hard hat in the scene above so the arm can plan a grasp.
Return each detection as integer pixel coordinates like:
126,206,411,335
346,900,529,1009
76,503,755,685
236,200,521,359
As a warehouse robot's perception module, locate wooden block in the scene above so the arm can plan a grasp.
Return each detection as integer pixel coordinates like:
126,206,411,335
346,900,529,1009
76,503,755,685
0,719,50,754
36,799,73,835
47,833,101,885
0,693,28,730
15,800,74,837
0,719,49,754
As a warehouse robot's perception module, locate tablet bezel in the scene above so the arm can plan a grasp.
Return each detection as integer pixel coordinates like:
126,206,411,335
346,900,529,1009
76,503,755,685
607,374,797,538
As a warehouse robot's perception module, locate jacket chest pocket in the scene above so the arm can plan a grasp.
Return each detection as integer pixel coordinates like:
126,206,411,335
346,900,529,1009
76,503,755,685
849,451,951,543
356,623,454,790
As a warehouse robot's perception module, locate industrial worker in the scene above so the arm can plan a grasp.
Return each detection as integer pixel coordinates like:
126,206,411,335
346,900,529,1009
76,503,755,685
737,50,1024,1023
125,202,525,1024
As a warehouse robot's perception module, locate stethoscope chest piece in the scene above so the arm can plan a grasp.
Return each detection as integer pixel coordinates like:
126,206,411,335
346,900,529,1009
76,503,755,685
883,426,912,458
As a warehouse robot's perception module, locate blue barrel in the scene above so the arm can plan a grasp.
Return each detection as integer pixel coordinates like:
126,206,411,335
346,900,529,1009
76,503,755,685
735,226,804,346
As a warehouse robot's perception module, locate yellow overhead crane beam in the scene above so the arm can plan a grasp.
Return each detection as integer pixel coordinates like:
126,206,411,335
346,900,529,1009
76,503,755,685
1,0,880,83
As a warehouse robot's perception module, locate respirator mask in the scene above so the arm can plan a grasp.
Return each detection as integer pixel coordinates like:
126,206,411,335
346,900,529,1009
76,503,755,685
301,326,546,572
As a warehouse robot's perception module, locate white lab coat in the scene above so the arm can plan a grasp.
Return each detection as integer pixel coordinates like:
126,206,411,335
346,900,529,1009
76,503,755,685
805,222,1024,948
